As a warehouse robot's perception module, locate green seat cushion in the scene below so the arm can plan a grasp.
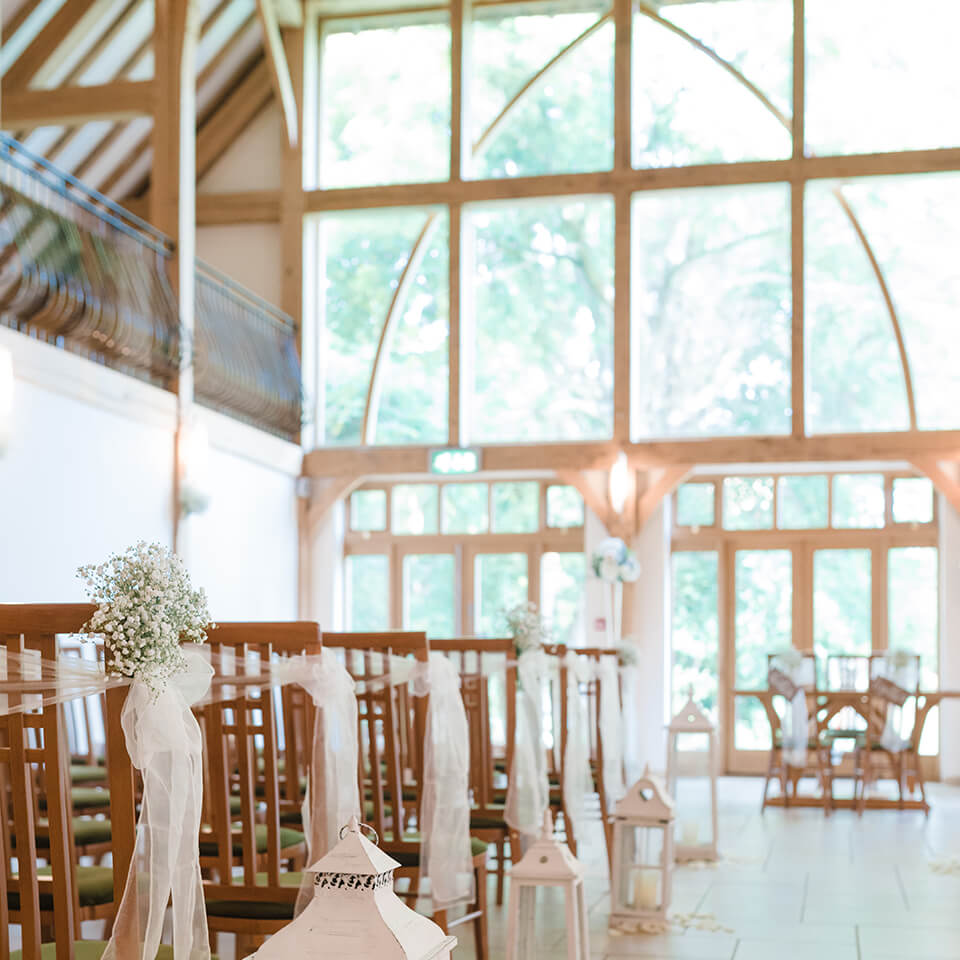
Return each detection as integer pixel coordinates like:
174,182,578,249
38,787,111,812
199,824,304,858
387,835,488,869
70,765,108,785
11,941,213,960
470,806,507,829
205,871,302,920
8,866,113,912
20,818,112,850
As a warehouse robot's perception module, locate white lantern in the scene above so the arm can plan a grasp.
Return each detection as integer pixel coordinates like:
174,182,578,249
247,817,456,959
609,770,675,930
506,810,589,960
665,692,718,863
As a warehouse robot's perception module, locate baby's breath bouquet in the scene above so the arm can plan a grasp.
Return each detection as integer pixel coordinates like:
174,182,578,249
78,541,211,695
505,601,549,658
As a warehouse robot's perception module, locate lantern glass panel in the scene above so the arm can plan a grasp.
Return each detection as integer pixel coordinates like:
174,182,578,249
616,824,666,912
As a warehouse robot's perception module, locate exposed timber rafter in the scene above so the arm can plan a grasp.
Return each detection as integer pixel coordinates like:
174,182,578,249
911,458,960,517
1,81,154,128
256,0,299,146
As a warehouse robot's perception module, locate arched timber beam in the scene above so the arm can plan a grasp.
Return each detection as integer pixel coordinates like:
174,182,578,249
361,215,440,444
635,2,917,431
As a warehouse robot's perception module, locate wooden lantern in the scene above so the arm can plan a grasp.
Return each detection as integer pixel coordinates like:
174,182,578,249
665,692,718,862
506,810,590,960
609,770,675,930
245,817,456,959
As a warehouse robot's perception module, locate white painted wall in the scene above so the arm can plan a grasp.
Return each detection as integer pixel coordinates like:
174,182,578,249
937,496,960,782
0,327,301,620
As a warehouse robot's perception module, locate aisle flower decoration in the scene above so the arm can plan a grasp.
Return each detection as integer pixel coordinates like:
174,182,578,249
591,537,640,648
78,540,215,960
504,601,549,657
78,540,212,695
591,537,641,583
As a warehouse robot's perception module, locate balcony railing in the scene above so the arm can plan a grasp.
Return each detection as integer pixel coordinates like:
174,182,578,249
0,134,179,385
0,134,300,441
195,261,301,441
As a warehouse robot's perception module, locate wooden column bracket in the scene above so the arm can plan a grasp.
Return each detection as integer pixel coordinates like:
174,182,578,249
257,0,300,147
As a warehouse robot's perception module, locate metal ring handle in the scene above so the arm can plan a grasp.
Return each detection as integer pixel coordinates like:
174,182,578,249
339,821,380,845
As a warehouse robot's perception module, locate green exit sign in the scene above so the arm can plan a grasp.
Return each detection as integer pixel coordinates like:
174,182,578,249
429,447,482,475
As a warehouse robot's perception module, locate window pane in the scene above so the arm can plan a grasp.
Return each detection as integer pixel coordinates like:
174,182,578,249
814,549,872,690
403,554,455,637
492,482,539,533
892,478,934,525
468,197,614,442
777,475,828,529
676,483,715,528
320,21,450,187
832,474,884,529
734,549,792,690
351,489,386,531
631,185,791,439
442,483,489,534
671,551,718,717
723,477,774,530
806,0,960,156
475,553,529,636
546,485,584,528
469,11,613,179
346,555,389,630
633,0,792,168
806,176,960,432
319,208,448,446
392,484,439,534
541,552,586,647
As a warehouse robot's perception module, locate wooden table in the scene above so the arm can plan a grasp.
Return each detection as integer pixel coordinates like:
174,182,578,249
736,689,960,813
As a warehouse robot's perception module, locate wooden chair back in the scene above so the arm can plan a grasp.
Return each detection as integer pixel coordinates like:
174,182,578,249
197,623,318,910
0,603,137,960
427,638,516,813
319,632,428,857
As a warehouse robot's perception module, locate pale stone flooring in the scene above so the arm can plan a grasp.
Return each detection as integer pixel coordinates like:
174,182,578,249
456,777,960,960
55,777,960,959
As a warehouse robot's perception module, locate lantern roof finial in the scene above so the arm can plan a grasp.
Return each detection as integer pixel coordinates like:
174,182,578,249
667,692,714,733
305,816,400,876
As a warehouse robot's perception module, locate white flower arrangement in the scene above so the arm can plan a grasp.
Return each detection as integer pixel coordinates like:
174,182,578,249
504,601,549,656
616,640,639,668
591,537,641,584
78,541,212,695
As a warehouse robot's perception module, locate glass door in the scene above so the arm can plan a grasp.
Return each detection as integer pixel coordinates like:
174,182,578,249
728,547,793,773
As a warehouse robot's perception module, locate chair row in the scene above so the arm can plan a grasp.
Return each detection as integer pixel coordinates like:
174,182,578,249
0,605,629,960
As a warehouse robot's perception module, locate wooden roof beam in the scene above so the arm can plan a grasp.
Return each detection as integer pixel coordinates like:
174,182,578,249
1,80,155,128
3,0,104,89
256,0,299,146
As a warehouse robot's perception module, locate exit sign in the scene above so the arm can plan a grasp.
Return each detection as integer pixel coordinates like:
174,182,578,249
429,447,482,475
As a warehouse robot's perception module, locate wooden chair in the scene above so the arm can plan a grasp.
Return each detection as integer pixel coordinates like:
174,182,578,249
760,651,833,811
196,622,318,957
429,637,516,905
0,602,143,960
854,652,926,814
322,631,488,960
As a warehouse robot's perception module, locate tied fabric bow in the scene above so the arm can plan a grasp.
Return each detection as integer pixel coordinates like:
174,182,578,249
505,648,550,840
410,653,475,909
272,651,361,916
102,648,213,960
562,652,593,848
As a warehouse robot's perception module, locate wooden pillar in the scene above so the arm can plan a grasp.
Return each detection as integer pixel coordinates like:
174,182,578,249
152,0,200,554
